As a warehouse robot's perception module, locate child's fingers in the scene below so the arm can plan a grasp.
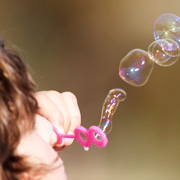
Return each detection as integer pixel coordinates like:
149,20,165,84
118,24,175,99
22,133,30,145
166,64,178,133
35,92,65,133
61,92,81,146
44,91,71,133
35,91,81,148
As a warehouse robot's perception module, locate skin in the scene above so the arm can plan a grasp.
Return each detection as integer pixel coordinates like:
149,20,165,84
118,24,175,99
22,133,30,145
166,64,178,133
17,91,81,180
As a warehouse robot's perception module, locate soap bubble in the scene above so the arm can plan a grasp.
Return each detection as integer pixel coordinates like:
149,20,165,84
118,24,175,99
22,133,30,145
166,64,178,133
148,39,179,66
98,88,126,135
148,39,171,63
154,13,180,46
119,49,154,86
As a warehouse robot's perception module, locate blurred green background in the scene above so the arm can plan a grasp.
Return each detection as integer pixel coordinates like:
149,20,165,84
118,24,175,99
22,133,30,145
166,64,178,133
1,0,180,179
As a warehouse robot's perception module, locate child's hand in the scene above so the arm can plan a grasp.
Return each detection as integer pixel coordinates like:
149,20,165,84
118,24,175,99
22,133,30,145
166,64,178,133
35,91,81,149
17,91,80,179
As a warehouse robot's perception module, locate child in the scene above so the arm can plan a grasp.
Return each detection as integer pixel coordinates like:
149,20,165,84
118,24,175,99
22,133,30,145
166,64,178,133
0,40,81,180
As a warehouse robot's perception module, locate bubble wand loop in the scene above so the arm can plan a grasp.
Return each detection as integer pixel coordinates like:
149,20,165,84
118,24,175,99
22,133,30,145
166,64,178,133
53,88,126,150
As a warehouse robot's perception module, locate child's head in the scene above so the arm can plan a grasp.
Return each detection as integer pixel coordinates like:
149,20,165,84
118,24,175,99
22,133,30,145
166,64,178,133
0,40,38,180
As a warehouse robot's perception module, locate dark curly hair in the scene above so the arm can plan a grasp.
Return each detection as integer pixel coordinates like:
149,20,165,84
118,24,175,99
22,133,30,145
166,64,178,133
0,40,38,180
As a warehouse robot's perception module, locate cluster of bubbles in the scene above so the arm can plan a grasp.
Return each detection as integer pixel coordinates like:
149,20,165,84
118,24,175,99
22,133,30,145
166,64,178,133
119,13,180,87
97,13,180,136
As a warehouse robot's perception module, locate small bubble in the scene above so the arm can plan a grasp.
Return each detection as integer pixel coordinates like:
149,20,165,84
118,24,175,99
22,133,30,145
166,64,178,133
148,39,179,67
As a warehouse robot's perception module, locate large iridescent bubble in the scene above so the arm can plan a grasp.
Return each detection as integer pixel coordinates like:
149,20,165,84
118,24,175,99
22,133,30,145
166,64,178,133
119,49,154,86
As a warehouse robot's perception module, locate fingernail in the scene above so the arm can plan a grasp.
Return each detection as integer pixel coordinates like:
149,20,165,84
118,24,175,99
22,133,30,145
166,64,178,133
64,131,74,146
56,126,65,146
